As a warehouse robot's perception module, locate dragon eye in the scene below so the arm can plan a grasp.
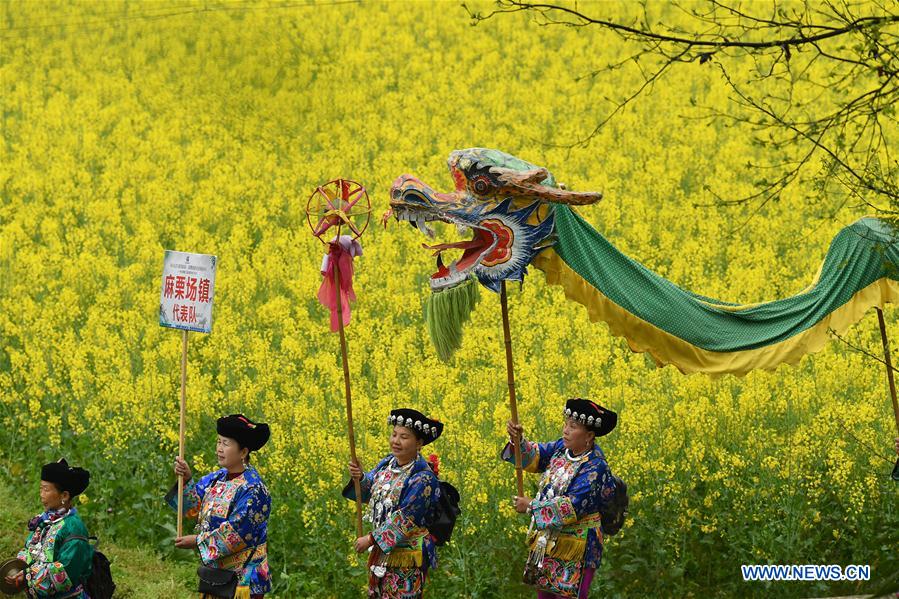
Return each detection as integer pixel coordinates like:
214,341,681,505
472,175,492,195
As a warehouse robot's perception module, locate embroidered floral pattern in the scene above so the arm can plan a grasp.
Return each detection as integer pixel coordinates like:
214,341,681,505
345,454,442,599
168,466,272,594
374,565,424,599
16,508,92,599
501,437,617,583
534,556,584,599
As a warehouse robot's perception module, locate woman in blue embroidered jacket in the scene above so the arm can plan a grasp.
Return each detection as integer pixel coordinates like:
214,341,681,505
5,459,94,598
169,414,272,599
502,399,618,599
344,408,443,598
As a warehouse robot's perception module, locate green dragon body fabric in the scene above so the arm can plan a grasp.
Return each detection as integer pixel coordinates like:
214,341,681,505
389,147,898,375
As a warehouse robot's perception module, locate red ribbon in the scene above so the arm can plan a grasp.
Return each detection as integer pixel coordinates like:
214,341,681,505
318,236,360,332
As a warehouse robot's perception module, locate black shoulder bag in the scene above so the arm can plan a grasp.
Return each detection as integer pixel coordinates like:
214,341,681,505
59,535,116,599
197,546,257,599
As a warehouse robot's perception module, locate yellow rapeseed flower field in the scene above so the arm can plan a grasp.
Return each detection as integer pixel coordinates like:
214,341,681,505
1,1,896,597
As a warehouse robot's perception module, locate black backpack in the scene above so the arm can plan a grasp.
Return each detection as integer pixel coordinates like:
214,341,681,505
428,481,461,546
599,475,629,536
60,535,116,599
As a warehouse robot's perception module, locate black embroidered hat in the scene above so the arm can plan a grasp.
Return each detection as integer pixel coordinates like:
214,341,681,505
217,414,271,451
41,458,90,497
387,408,443,445
564,398,618,437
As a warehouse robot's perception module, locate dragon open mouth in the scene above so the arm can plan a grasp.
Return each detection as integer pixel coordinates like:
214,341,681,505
394,206,510,291
387,150,592,295
386,148,602,359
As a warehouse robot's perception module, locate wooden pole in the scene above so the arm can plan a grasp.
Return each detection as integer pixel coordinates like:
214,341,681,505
177,329,188,538
875,308,899,480
875,308,899,436
334,248,364,537
500,281,525,497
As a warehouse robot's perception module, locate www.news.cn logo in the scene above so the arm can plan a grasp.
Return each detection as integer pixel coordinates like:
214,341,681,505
742,564,871,582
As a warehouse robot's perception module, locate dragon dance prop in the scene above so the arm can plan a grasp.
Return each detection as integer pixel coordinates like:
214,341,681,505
386,147,899,480
306,179,371,535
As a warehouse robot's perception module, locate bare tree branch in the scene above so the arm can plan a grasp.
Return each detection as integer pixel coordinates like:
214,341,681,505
466,0,899,222
829,328,899,376
465,1,898,50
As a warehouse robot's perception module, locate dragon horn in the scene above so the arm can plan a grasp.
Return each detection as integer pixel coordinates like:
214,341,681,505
492,167,603,206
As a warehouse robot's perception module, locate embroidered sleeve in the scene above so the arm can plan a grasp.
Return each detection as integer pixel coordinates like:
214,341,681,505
372,471,439,553
25,535,92,597
342,469,376,503
358,470,374,502
501,439,563,473
15,533,32,561
25,560,75,597
342,457,390,504
166,471,217,519
528,496,579,530
197,484,270,564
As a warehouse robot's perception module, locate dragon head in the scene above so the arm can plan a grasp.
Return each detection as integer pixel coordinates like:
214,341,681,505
388,148,602,293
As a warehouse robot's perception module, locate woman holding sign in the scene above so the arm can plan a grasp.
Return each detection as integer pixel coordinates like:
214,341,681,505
168,414,272,599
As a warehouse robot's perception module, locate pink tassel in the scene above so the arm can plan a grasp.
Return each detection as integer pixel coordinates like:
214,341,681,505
318,235,362,331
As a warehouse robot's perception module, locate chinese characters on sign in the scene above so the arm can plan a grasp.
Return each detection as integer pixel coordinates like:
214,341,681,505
159,251,217,333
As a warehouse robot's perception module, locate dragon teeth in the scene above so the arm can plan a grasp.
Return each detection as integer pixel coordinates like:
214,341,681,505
417,219,435,238
395,210,438,236
429,262,470,290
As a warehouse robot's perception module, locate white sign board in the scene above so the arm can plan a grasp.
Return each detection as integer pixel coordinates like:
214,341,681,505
159,250,217,333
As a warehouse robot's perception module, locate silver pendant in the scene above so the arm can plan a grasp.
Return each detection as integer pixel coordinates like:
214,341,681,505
534,534,548,568
371,564,387,578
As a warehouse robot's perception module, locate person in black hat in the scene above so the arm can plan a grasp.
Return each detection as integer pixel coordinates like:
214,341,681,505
344,408,445,598
167,414,272,598
501,398,620,599
4,459,94,597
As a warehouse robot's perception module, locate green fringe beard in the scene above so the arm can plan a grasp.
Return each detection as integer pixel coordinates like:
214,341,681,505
424,276,481,362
